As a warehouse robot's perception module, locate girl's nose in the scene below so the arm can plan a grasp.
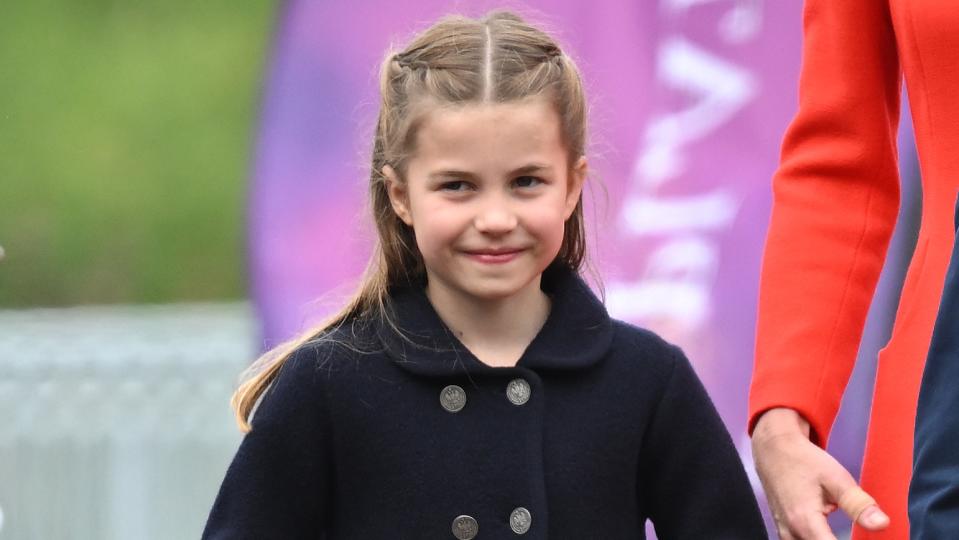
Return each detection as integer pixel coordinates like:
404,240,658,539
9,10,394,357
474,201,518,234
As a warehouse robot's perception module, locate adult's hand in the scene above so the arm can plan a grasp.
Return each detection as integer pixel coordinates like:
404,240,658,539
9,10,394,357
751,408,890,539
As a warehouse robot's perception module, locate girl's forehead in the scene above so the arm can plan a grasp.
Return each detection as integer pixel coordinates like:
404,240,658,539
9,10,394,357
411,99,565,166
419,98,559,133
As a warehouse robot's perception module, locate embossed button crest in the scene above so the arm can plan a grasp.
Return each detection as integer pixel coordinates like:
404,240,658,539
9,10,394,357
506,378,531,406
440,385,467,413
452,515,479,539
510,507,532,534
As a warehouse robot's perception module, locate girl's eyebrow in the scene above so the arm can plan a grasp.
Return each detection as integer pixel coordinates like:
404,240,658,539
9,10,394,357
510,163,551,175
428,163,552,179
428,169,475,180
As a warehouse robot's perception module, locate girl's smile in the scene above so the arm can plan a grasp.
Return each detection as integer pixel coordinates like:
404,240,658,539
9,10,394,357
460,246,526,264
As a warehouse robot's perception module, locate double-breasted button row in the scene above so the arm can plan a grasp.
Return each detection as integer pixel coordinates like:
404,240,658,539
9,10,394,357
439,379,532,413
451,508,532,538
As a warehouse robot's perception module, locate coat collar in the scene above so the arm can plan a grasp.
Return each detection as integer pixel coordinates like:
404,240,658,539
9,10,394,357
376,265,614,377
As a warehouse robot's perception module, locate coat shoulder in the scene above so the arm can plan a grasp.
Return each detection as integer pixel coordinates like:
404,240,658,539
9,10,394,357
606,318,686,385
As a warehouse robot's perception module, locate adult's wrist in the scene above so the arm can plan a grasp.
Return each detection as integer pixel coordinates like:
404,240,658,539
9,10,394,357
752,407,811,443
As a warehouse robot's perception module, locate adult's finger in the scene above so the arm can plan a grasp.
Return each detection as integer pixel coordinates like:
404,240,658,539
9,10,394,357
838,486,876,522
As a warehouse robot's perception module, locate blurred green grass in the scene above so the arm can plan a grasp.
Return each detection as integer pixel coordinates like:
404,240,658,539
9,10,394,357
0,0,275,307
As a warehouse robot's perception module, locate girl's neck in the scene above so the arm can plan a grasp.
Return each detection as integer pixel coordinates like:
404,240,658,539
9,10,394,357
425,276,551,368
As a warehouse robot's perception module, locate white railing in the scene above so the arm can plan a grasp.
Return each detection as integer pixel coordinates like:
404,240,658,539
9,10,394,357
0,303,255,540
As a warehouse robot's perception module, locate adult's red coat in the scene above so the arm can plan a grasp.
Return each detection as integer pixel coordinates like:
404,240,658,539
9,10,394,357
748,1,959,538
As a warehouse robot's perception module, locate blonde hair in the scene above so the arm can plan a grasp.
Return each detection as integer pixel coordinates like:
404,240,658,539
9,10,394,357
232,10,591,432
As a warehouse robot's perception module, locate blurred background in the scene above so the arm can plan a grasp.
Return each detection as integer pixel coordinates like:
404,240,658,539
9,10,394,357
0,1,920,539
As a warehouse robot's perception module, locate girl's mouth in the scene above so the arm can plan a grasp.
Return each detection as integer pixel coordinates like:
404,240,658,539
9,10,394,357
463,248,524,264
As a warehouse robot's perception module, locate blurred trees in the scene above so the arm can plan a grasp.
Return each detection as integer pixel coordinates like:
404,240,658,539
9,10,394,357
0,0,275,306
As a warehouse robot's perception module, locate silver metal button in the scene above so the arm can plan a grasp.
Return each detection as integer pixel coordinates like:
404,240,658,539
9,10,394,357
440,385,467,413
506,378,531,406
452,515,479,539
510,507,532,534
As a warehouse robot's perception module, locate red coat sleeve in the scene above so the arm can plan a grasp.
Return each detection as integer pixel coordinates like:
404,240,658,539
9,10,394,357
748,0,902,447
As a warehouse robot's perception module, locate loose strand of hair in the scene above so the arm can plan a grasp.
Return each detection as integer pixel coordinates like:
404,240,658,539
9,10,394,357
231,255,395,432
483,23,493,102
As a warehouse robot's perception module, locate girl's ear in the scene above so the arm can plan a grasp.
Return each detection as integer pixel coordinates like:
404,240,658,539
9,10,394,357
383,165,414,226
564,156,587,219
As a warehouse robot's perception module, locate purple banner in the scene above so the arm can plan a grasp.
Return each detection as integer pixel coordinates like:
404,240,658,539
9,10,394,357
601,0,802,453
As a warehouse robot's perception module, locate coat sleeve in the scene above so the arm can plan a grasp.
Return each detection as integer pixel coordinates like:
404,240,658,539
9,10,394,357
748,0,902,446
202,346,333,540
640,346,767,540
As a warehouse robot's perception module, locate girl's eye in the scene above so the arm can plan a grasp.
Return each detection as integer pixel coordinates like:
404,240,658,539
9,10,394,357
440,180,471,192
514,176,543,189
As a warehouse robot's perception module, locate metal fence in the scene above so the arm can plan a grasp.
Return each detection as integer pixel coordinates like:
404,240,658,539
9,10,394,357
0,303,255,540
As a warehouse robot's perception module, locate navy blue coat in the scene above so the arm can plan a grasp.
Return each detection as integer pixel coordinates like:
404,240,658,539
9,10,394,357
203,267,766,539
910,200,959,539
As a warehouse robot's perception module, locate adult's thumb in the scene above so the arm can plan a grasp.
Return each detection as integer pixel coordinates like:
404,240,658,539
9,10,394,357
837,486,889,530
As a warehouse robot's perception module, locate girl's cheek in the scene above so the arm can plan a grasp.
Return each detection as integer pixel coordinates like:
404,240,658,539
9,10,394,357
528,208,568,230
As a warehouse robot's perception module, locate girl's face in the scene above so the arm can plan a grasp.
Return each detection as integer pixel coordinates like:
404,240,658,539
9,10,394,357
385,98,586,307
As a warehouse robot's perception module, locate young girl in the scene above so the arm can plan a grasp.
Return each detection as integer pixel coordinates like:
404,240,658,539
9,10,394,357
204,11,765,540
